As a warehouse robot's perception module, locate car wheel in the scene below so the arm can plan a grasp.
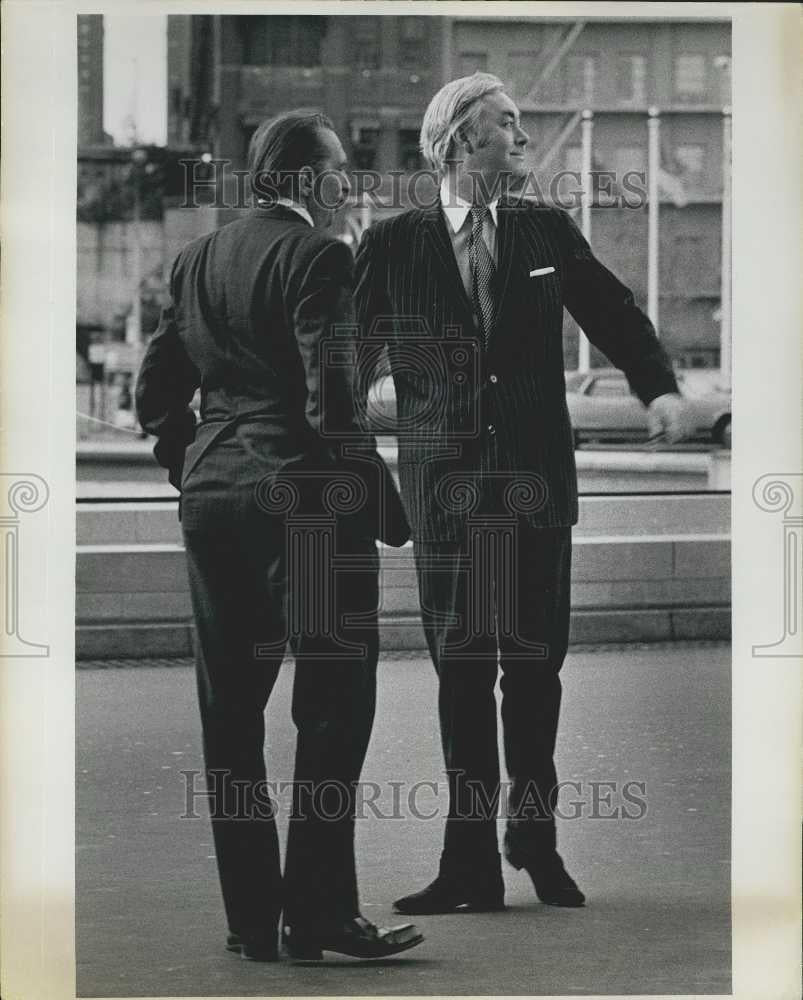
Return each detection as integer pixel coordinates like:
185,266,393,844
714,416,731,449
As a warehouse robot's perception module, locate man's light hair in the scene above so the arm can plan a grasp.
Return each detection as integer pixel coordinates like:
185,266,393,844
420,73,506,175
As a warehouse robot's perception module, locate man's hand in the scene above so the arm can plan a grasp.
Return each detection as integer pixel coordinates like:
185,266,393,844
647,393,695,444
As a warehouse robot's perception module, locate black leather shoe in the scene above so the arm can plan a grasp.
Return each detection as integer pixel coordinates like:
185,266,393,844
281,915,424,961
393,870,506,915
505,841,585,907
226,932,279,962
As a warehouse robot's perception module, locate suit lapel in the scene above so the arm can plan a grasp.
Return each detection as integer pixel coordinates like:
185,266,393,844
494,201,520,333
420,201,524,346
422,205,475,330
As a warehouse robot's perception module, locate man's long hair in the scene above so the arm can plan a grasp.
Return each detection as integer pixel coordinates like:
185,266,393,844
419,73,505,175
248,109,334,201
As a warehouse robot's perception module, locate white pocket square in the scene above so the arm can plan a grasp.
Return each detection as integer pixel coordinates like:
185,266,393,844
529,266,556,277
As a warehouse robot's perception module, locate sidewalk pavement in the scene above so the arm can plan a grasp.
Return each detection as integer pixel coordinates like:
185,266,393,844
77,644,730,997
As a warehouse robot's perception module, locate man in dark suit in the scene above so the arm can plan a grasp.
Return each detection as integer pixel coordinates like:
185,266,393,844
354,74,693,914
135,111,423,962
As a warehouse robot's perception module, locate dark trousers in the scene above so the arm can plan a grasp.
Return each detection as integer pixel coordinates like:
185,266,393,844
182,485,379,939
413,521,571,869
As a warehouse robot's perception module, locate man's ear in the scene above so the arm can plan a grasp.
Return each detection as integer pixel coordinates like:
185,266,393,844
457,128,474,155
298,165,314,199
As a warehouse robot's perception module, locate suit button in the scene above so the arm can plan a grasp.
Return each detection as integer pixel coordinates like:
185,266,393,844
489,374,498,384
487,424,496,435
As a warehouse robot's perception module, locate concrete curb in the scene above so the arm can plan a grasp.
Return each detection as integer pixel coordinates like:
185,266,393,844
76,606,730,660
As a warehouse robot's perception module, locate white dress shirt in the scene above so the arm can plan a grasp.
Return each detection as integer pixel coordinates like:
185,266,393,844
257,196,314,228
439,180,499,301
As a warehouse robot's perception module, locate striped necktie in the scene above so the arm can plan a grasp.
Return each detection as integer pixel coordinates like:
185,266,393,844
468,205,496,350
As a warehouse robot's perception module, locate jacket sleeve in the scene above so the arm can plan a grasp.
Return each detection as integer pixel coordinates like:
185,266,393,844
292,233,410,547
556,209,679,406
354,224,393,344
353,225,396,422
291,237,375,450
134,290,200,489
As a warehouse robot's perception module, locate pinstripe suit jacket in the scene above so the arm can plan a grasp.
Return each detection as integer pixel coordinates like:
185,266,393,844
354,199,678,541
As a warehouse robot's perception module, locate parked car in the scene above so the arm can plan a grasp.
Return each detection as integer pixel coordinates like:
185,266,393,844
565,368,731,448
365,367,731,449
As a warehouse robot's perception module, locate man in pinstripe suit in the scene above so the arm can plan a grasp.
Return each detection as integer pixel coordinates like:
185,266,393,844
355,74,693,914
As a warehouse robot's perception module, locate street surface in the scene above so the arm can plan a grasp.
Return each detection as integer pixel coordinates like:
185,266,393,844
77,644,730,997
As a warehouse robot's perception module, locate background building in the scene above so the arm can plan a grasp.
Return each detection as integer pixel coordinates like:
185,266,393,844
78,15,107,146
163,14,730,367
78,14,730,369
448,16,731,365
167,14,447,176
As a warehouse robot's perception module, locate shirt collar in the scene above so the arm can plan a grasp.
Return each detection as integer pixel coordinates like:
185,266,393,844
439,179,499,233
257,196,314,228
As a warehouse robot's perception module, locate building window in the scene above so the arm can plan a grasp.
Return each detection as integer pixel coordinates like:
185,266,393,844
672,234,707,291
714,54,731,104
400,17,425,41
615,145,647,182
675,143,705,177
353,16,381,69
240,17,270,64
590,375,629,398
240,15,326,67
352,126,379,171
459,52,488,76
507,52,537,101
675,143,706,181
674,54,707,102
399,17,427,66
676,350,718,369
566,55,595,105
616,54,647,105
399,129,422,172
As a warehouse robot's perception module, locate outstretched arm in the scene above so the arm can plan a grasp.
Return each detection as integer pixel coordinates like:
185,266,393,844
557,209,693,441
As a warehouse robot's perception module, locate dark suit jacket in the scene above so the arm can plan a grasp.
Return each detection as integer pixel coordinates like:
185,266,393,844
354,199,679,541
135,204,409,547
